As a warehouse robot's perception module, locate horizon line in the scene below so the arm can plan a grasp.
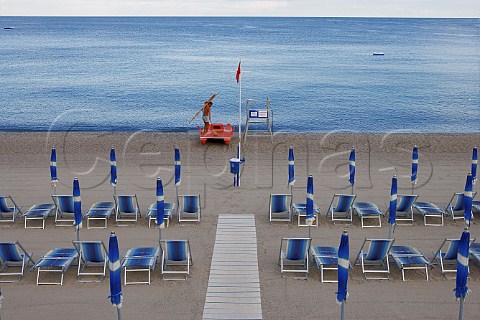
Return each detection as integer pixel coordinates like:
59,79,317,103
1,15,479,19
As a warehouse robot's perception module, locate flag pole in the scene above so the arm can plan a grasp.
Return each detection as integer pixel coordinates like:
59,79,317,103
238,60,242,187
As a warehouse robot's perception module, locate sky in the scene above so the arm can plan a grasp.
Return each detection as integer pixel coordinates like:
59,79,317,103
0,0,478,18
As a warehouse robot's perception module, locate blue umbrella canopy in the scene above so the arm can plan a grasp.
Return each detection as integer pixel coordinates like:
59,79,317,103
288,146,295,187
337,230,349,303
411,145,418,185
175,147,181,186
73,178,82,230
388,175,398,226
50,147,58,186
472,147,477,184
464,173,473,224
455,228,470,300
348,147,355,187
110,147,117,187
109,231,123,309
306,175,314,226
156,178,165,229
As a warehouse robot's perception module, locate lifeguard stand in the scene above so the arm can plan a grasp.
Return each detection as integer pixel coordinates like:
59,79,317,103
243,98,272,143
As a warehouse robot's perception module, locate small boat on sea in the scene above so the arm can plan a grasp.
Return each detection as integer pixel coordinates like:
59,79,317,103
3,27,15,30
373,52,385,56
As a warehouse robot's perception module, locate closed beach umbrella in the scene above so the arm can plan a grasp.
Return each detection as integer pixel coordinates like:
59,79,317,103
388,175,398,239
349,147,355,194
455,228,470,320
306,175,315,235
108,231,122,320
50,147,58,194
175,147,181,187
411,145,418,193
472,147,477,184
174,147,181,212
464,173,473,226
73,178,82,241
288,146,295,189
337,230,349,320
156,178,165,241
110,147,117,195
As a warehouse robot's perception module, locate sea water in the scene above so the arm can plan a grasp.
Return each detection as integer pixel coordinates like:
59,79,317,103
0,17,478,132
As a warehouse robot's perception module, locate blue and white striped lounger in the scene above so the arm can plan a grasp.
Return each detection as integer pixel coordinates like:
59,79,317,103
392,194,418,224
269,194,292,223
146,202,175,228
73,240,108,282
413,201,445,226
470,243,480,265
52,195,76,226
114,195,141,223
354,238,395,280
121,247,160,285
178,194,201,223
278,238,311,279
85,201,115,229
21,203,55,229
160,240,193,280
0,196,21,223
389,245,431,281
31,248,79,285
310,246,338,283
292,202,321,227
0,241,35,282
432,238,475,277
445,192,478,220
353,202,384,228
327,194,356,223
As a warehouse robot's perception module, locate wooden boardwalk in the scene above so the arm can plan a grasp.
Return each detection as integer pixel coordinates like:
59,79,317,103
202,214,262,320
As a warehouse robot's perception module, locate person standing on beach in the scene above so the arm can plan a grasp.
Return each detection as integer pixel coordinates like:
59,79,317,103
202,100,213,133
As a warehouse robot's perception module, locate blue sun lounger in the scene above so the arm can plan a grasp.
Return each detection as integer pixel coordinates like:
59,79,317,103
121,247,160,285
114,195,141,223
310,246,339,283
389,194,418,224
354,238,395,280
445,192,478,220
22,203,55,229
52,195,76,227
353,201,384,228
413,201,445,226
327,194,356,223
31,248,79,285
73,240,108,282
0,196,21,223
146,202,175,228
431,238,475,277
269,194,292,223
0,241,35,282
160,240,193,280
85,201,115,229
470,242,480,265
178,194,201,223
278,238,311,279
389,245,432,281
292,202,321,227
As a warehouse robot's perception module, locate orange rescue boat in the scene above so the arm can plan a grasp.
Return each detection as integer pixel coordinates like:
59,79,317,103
197,123,235,145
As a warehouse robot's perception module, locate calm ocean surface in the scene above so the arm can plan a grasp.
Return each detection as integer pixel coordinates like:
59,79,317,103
0,17,478,132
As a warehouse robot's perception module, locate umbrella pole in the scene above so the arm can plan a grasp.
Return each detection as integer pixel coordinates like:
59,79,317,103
411,183,414,195
340,301,345,320
388,224,393,239
116,306,121,320
76,228,79,242
159,226,162,242
308,225,311,239
351,184,353,195
458,297,464,320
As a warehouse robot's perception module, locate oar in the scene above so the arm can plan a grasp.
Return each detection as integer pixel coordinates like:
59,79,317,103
188,93,218,124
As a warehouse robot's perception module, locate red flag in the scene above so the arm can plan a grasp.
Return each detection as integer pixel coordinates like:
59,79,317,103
236,61,241,83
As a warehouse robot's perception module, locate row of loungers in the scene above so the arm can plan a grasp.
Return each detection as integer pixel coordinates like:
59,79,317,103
0,194,201,229
279,238,480,282
0,240,193,285
269,192,480,227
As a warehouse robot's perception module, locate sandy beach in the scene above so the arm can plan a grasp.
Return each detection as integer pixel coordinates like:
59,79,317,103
1,131,479,319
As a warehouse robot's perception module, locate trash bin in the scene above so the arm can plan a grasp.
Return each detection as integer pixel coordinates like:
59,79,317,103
230,158,240,174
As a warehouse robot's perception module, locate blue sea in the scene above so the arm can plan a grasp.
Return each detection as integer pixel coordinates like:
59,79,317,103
0,17,478,132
